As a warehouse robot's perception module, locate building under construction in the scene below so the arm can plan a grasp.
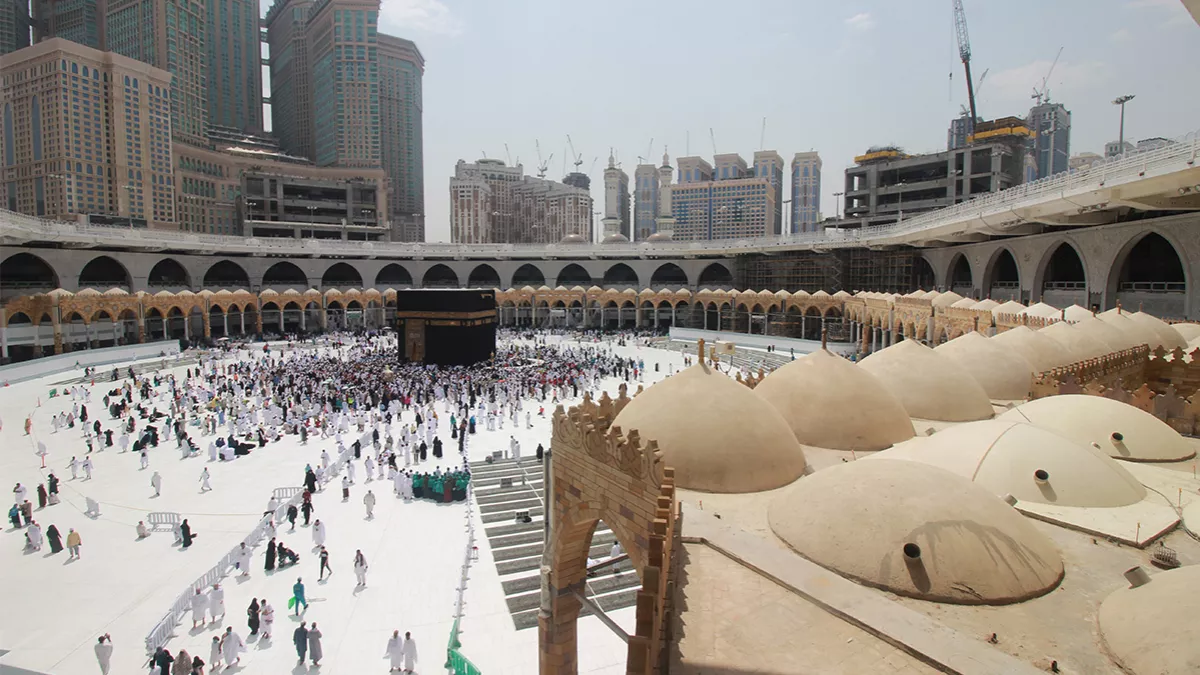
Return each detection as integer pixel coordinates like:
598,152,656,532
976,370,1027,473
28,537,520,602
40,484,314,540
736,248,936,296
842,119,1032,228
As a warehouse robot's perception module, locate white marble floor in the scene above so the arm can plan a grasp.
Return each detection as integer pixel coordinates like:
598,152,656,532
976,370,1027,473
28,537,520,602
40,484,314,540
0,335,685,675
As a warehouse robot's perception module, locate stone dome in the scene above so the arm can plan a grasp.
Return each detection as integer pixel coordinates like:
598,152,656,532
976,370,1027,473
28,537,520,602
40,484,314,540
989,325,1073,372
880,419,1146,507
559,233,588,244
992,300,1026,317
1039,320,1111,361
1097,311,1163,350
754,349,914,451
1073,316,1137,352
933,331,1035,400
971,298,1000,312
1099,565,1200,675
1124,310,1188,350
601,232,630,244
931,290,963,308
1171,322,1200,341
950,296,977,309
646,231,673,242
612,363,807,493
1061,304,1093,322
858,340,994,421
1022,302,1061,319
768,459,1064,604
999,395,1196,462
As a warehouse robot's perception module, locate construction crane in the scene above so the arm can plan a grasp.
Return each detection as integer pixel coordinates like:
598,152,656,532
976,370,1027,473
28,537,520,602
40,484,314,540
759,117,767,151
535,140,553,179
566,135,583,173
589,157,598,175
504,143,513,166
645,137,654,163
1031,47,1064,105
709,128,718,156
959,68,988,116
952,0,978,132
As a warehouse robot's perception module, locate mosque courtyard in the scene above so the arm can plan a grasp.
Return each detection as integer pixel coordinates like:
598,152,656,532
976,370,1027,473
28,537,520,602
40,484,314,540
0,333,673,675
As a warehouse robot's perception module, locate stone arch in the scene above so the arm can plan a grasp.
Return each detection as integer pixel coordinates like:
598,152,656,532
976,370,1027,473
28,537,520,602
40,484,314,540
422,264,460,288
541,397,677,674
203,260,250,288
555,263,591,287
1106,230,1188,314
1,252,60,291
1035,240,1087,304
511,263,546,287
467,264,501,288
147,258,191,288
375,263,413,287
948,253,973,293
322,262,363,288
913,255,936,291
263,261,308,287
650,262,688,287
697,262,734,287
982,247,1020,296
602,263,639,287
78,255,131,289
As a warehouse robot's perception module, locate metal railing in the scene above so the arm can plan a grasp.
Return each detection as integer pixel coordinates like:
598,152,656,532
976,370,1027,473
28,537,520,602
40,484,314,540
143,432,365,654
444,482,481,674
4,130,1197,259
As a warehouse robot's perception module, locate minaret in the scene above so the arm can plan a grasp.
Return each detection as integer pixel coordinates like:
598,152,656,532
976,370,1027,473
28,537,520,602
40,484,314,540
654,147,676,240
602,149,629,243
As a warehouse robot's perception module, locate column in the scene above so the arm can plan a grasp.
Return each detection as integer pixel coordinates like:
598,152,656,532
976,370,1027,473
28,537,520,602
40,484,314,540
86,321,94,348
0,309,7,361
137,311,145,343
52,308,63,354
240,312,246,334
223,312,229,336
300,309,306,332
278,310,284,333
203,312,211,339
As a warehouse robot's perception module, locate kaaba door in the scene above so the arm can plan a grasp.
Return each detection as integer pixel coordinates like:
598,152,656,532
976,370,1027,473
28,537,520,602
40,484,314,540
405,319,426,361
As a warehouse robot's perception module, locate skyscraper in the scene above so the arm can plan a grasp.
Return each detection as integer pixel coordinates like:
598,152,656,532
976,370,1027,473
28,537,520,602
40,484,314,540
205,0,262,132
449,158,521,243
1028,101,1070,179
307,0,380,168
378,33,424,241
33,0,106,49
633,162,659,241
0,0,31,55
1,38,175,227
790,151,821,232
265,0,314,159
668,153,777,241
106,0,208,146
753,150,784,234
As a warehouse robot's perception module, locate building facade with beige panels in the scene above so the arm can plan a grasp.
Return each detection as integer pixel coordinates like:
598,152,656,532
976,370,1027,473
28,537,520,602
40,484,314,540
0,39,175,228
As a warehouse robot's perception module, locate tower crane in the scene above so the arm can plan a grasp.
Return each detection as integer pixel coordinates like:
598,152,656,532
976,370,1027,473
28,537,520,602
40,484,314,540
535,140,553,179
567,135,583,173
709,128,718,156
1032,47,1063,105
504,143,513,166
952,0,978,133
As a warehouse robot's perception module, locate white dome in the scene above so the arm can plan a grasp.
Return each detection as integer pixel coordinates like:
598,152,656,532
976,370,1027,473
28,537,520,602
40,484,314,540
1022,302,1061,319
1061,304,1093,322
1099,565,1200,675
768,459,1064,604
950,297,978,309
880,419,1146,507
930,290,963,308
1072,316,1136,352
991,300,1026,317
989,326,1073,372
1126,311,1188,351
1000,395,1196,462
754,349,914,451
601,233,630,244
1096,311,1161,350
933,331,1035,400
1171,322,1200,341
971,298,1000,312
858,340,994,422
1039,321,1110,362
612,363,807,493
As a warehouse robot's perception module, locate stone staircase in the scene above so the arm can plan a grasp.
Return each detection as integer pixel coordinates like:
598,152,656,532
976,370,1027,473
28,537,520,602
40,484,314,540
470,458,642,630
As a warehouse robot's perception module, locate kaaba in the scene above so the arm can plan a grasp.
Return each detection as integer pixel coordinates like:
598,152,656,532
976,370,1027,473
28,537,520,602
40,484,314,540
394,289,497,366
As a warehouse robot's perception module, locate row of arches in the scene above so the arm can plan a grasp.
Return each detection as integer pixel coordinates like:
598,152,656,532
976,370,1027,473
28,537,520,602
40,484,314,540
0,255,736,293
496,297,845,339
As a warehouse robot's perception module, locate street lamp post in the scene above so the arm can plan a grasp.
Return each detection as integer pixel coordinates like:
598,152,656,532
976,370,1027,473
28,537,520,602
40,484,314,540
306,205,317,223
1113,94,1135,154
833,191,844,220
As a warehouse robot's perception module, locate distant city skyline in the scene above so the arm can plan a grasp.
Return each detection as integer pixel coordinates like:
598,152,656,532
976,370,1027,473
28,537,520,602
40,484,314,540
394,0,1198,241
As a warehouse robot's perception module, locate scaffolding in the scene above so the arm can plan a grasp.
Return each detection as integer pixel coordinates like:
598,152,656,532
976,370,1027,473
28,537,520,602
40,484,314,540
736,249,933,294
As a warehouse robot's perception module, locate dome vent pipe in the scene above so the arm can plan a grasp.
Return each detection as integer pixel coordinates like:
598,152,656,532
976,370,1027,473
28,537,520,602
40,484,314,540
1034,469,1050,484
1124,566,1151,588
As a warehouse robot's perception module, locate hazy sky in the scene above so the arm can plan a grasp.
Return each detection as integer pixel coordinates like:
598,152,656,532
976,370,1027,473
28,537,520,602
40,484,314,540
277,0,1200,242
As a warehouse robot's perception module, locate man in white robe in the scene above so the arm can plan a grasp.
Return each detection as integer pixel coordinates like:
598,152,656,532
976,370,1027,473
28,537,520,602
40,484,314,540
191,588,209,628
385,630,404,671
220,627,245,666
400,632,418,673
